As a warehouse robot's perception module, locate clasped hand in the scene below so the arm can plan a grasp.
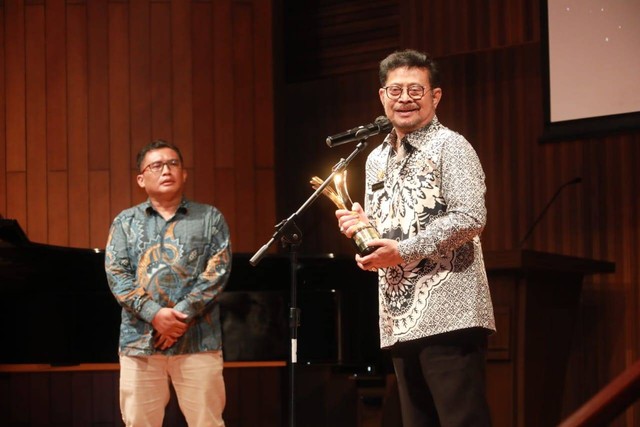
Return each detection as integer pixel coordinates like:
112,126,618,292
152,307,189,350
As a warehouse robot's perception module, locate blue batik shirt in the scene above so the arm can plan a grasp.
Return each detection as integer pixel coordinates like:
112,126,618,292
105,198,232,356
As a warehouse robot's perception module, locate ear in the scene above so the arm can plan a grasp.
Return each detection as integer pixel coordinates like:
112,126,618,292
136,174,146,189
432,88,442,108
379,88,386,106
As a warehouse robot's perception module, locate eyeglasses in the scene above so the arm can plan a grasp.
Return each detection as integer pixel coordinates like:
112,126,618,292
141,159,182,174
382,85,431,100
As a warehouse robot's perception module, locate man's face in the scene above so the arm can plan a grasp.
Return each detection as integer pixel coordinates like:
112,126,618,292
379,66,441,139
136,147,187,198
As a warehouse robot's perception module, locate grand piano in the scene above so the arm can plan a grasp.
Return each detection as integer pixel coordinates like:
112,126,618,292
0,218,382,369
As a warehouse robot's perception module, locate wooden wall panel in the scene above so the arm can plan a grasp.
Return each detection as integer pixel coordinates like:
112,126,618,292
5,0,26,175
48,171,68,245
0,366,286,427
212,0,233,170
93,371,119,424
108,2,132,223
171,0,194,162
283,0,400,82
46,0,67,172
67,2,91,247
215,168,236,246
6,174,27,229
150,1,172,140
25,4,47,243
0,6,4,217
90,170,110,248
255,167,275,250
30,374,49,425
192,1,216,204
403,0,539,56
254,0,274,170
71,372,94,425
129,0,152,169
233,3,256,251
51,373,72,425
87,0,110,171
1,0,275,253
9,372,30,424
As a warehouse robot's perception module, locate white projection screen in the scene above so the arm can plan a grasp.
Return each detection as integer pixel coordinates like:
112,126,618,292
541,0,640,141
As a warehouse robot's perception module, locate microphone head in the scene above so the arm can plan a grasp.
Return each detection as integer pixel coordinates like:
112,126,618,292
326,116,392,148
375,116,392,132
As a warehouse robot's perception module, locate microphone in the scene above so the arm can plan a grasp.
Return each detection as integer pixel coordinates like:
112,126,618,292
326,116,392,148
519,176,582,247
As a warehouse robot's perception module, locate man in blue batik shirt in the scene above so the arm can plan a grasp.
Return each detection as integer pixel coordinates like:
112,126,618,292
105,139,231,427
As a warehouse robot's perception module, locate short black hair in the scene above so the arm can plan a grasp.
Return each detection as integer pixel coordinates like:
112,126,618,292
136,139,184,172
379,49,441,89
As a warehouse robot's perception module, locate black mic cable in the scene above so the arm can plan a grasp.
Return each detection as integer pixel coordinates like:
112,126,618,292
519,176,582,247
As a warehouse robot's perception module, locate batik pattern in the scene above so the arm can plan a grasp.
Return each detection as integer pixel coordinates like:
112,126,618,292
365,116,495,348
105,199,231,356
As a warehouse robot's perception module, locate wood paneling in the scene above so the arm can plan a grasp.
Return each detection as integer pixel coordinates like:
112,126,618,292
212,0,233,170
67,2,91,247
1,0,275,253
403,0,539,56
129,0,152,167
192,1,216,204
46,0,67,173
233,3,258,250
25,4,47,243
0,364,285,427
48,171,68,245
283,0,400,82
87,0,110,172
0,6,5,216
5,0,27,174
108,2,132,222
170,0,194,161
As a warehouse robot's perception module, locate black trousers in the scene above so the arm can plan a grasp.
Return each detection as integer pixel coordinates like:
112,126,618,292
390,328,493,427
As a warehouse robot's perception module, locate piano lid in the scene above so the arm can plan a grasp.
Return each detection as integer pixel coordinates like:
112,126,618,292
0,219,120,364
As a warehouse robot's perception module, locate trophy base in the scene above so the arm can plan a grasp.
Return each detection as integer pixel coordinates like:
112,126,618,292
357,244,379,256
352,224,380,256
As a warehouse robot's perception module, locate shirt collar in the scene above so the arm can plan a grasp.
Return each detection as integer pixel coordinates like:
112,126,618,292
383,115,441,150
143,198,189,216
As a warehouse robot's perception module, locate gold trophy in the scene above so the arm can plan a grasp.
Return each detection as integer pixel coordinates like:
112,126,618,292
310,170,380,256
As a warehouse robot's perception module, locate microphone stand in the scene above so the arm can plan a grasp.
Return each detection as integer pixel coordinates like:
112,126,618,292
249,139,369,427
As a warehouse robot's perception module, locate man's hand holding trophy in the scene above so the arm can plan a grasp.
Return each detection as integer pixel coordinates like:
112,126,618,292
310,171,380,256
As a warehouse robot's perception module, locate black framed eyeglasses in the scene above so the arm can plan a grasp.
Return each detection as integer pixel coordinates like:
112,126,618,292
382,85,431,100
141,159,182,174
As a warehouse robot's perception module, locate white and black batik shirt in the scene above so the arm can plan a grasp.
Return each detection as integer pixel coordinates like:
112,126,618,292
365,116,496,348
